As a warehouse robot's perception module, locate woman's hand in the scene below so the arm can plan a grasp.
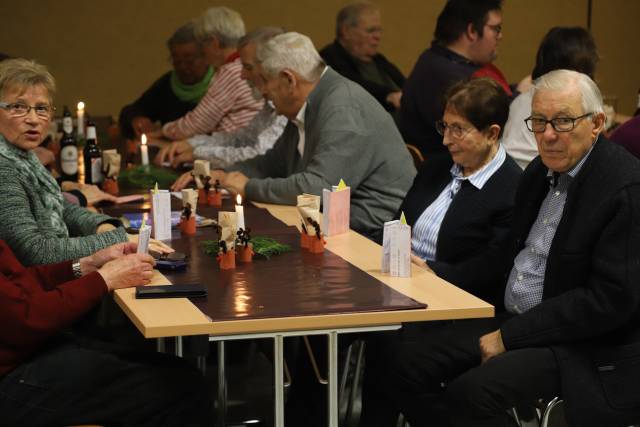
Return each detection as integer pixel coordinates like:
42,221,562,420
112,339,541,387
128,233,174,255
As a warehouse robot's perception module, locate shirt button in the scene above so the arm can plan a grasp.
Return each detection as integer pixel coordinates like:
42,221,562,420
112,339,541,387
517,274,523,281
543,219,548,225
555,191,560,196
530,247,535,253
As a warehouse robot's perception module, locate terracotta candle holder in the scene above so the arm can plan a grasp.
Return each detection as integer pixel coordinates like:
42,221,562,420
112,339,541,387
309,234,326,254
238,244,254,263
198,189,208,206
180,215,196,236
217,249,236,270
208,191,222,207
300,232,311,249
102,178,119,196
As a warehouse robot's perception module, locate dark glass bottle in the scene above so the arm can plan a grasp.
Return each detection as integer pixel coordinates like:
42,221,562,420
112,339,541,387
634,88,640,117
59,106,79,181
83,121,103,184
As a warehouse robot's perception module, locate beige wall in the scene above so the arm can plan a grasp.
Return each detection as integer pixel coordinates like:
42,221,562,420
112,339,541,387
1,1,638,117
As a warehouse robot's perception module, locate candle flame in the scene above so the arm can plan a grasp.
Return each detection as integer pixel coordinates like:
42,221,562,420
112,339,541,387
236,194,242,205
77,101,85,110
141,134,147,146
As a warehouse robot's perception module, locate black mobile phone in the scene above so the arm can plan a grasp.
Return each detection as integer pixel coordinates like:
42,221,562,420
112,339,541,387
135,284,207,299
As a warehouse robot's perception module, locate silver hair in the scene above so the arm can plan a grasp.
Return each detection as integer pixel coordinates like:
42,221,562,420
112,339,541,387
335,2,378,38
0,58,55,102
194,7,245,48
238,27,285,49
533,69,604,115
256,32,324,82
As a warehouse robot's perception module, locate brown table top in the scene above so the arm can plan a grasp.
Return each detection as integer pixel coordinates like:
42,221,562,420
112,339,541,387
108,198,493,338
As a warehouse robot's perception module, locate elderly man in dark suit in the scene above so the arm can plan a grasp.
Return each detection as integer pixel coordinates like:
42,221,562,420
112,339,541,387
389,69,640,427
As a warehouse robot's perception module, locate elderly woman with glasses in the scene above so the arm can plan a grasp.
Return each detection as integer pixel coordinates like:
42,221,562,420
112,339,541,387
399,78,522,303
0,58,171,266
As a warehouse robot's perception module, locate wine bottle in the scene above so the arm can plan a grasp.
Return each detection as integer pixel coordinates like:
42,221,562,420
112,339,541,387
83,121,103,185
634,88,640,117
59,106,79,182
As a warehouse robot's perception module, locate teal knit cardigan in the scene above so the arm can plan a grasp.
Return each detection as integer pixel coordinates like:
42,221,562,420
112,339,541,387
0,135,127,266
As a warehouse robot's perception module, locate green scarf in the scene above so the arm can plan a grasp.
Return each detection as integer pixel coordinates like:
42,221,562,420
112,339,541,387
0,135,67,236
170,66,215,103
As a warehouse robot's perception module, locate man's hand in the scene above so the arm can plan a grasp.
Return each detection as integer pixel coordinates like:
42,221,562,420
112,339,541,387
222,171,249,197
386,91,402,110
33,146,56,167
410,253,434,273
79,241,138,274
155,140,194,167
479,329,506,363
80,184,118,206
97,253,156,291
131,117,154,138
128,234,174,255
171,169,227,191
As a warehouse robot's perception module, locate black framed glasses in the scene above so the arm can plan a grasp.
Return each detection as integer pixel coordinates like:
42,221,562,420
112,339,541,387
0,102,55,119
524,113,593,133
436,120,474,139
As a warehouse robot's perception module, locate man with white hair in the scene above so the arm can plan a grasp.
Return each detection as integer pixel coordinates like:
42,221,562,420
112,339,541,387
320,2,405,112
152,6,262,141
386,70,640,427
175,31,415,241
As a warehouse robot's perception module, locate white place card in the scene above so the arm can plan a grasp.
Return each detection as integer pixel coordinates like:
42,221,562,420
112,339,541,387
381,220,411,277
151,189,172,241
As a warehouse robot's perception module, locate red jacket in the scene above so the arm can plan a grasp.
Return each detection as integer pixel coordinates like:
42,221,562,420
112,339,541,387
0,240,107,376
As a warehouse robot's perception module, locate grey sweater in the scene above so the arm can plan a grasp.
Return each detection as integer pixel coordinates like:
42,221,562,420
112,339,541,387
228,67,416,241
0,135,127,266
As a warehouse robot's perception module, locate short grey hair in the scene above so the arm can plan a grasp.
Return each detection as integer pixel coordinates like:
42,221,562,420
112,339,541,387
336,2,378,38
195,7,245,48
533,69,604,115
238,27,285,49
167,21,198,50
256,32,325,82
0,58,55,102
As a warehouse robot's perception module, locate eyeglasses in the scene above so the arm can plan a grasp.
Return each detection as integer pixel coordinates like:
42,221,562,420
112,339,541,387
436,120,474,140
486,24,502,35
524,113,593,133
0,102,55,118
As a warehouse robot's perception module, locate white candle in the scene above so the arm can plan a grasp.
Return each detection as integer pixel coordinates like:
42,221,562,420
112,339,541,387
235,194,245,230
76,101,85,138
140,134,149,166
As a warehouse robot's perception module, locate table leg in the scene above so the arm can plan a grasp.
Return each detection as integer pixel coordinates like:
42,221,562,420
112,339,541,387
175,336,183,357
328,331,338,427
274,334,285,427
217,341,227,427
156,337,166,353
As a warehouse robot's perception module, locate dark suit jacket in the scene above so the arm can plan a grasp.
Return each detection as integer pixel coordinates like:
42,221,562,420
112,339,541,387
320,41,405,112
399,151,521,307
499,136,640,426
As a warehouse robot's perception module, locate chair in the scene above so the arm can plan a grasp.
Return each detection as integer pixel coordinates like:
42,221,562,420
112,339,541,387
540,397,567,427
405,144,424,168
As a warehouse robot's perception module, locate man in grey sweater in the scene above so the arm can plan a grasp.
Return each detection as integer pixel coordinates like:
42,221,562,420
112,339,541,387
173,32,415,241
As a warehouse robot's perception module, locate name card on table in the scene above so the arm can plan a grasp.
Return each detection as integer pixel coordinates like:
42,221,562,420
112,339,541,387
322,179,350,236
150,186,172,241
381,218,411,277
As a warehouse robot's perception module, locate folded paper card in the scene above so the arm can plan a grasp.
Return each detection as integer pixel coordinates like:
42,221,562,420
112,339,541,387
381,215,411,277
322,179,350,236
150,184,171,241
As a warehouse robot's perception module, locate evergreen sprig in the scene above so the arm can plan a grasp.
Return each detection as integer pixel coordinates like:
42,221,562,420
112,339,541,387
118,165,178,189
200,236,292,259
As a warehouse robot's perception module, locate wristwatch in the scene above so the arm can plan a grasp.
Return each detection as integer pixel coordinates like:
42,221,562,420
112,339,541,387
71,260,83,278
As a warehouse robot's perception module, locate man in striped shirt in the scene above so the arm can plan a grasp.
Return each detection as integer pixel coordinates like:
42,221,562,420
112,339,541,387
150,7,262,142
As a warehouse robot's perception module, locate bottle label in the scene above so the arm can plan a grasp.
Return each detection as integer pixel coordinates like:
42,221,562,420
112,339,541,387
60,145,78,175
90,158,104,183
62,117,73,134
86,126,97,140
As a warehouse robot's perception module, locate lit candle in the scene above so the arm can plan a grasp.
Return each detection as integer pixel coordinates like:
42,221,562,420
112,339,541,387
76,101,85,138
140,133,149,167
235,194,245,230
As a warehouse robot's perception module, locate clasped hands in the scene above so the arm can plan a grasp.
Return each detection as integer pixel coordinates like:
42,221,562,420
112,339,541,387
170,169,249,198
79,242,155,291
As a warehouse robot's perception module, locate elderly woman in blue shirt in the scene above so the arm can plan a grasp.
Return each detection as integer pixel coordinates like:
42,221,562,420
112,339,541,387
400,78,522,305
